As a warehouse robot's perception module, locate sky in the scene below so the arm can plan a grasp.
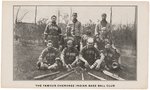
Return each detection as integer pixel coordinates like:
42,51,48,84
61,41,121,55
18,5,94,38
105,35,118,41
14,6,136,25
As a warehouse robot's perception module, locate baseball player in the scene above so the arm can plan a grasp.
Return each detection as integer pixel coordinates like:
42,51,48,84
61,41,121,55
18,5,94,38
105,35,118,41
79,38,105,70
95,13,111,38
37,40,62,70
102,41,121,70
44,15,61,48
61,40,79,70
68,13,81,51
81,30,93,49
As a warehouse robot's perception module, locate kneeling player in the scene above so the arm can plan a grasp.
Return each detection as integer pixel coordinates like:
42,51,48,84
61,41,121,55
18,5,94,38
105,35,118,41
79,38,104,70
61,40,79,70
37,40,62,70
102,42,121,70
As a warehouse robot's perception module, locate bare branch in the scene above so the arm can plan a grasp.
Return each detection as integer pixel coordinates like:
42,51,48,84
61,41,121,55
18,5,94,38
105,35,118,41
19,11,29,21
15,7,21,24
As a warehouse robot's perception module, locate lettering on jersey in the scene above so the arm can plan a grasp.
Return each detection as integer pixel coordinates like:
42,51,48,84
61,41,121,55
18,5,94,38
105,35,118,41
48,25,58,31
64,36,74,41
104,52,113,57
86,50,95,55
47,53,55,57
66,52,76,56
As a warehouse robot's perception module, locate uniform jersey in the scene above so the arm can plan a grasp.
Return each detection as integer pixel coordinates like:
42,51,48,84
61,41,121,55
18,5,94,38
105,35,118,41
68,20,81,36
94,34,106,51
103,48,120,62
61,47,79,64
44,23,61,48
95,20,111,35
39,47,60,65
44,23,61,36
80,46,100,65
60,35,78,48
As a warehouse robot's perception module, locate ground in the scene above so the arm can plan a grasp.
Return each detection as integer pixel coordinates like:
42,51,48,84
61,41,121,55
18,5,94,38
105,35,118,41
13,41,136,80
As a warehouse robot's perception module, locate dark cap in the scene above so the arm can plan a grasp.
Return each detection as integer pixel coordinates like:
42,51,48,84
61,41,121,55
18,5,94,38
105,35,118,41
72,13,77,16
101,13,107,17
67,40,73,44
51,15,57,19
47,40,53,44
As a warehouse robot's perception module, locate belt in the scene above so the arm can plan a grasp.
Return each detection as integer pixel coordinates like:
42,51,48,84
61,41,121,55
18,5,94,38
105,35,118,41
48,35,59,37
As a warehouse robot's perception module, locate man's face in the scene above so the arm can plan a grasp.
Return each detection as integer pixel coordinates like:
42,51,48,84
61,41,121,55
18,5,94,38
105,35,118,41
47,43,53,49
73,15,77,19
87,42,94,48
67,42,73,48
105,44,111,49
51,17,57,22
102,15,106,20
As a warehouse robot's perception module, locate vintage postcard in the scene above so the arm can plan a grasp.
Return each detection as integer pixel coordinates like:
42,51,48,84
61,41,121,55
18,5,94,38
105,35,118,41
1,1,149,89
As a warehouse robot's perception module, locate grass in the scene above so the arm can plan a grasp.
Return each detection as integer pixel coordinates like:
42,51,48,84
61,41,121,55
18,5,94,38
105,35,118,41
13,41,136,80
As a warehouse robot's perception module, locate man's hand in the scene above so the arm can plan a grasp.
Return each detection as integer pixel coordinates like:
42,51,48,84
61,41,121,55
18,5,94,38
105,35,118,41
95,59,101,70
62,62,67,67
44,40,47,43
75,45,78,48
59,45,63,51
84,61,90,68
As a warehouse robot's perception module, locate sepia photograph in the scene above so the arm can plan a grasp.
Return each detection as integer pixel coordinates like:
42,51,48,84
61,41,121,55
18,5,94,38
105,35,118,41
1,1,148,88
13,5,137,81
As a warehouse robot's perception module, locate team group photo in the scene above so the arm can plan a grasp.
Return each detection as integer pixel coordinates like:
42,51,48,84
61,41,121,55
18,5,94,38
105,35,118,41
13,5,137,80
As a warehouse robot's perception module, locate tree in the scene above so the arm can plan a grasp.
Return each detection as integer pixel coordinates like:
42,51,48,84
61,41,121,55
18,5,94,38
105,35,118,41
15,7,21,24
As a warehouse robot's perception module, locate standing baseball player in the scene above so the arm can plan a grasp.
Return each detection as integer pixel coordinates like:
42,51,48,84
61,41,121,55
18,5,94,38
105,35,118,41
61,40,79,70
37,40,62,70
79,38,105,70
59,26,78,51
94,28,109,51
68,13,81,51
44,15,61,48
95,13,111,38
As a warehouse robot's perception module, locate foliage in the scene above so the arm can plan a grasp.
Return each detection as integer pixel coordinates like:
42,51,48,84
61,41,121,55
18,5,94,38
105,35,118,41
14,19,136,48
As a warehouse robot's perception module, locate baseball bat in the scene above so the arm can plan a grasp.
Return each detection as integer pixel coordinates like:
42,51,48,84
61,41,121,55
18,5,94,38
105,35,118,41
53,70,74,80
34,71,60,80
103,70,125,80
88,72,106,80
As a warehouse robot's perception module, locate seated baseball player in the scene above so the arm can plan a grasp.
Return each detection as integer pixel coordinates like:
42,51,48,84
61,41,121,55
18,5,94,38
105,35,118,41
79,38,104,70
81,30,93,49
102,41,121,70
61,40,79,70
37,40,62,70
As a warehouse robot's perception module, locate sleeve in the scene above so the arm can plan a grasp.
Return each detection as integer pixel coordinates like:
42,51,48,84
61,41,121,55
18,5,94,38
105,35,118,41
95,24,99,35
59,36,64,46
39,49,48,60
106,23,111,32
113,49,120,59
44,24,49,39
93,35,97,43
93,36,98,48
55,48,61,58
106,23,112,39
61,48,66,60
61,48,66,56
94,48,100,59
75,48,79,56
80,47,85,56
58,27,61,35
78,22,82,34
